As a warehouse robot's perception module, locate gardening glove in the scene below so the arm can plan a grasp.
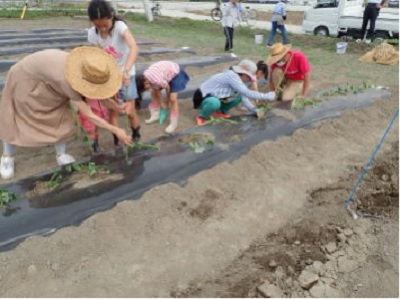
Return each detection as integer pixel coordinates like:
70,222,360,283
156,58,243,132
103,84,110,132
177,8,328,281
159,109,168,125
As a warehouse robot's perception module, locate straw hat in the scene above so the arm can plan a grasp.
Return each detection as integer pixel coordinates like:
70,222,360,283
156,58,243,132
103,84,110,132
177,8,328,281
266,43,292,65
65,46,122,100
232,59,257,81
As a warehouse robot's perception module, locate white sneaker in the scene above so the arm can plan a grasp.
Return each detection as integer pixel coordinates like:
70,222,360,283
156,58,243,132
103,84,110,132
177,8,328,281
0,156,15,180
56,154,75,166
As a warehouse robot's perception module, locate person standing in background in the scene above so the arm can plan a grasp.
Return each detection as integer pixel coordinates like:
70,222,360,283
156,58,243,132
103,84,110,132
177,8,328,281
360,0,388,42
266,0,290,46
221,0,240,54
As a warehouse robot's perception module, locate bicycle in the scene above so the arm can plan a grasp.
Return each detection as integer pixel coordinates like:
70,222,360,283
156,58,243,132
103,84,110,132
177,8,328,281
211,0,223,21
151,0,161,16
239,5,257,26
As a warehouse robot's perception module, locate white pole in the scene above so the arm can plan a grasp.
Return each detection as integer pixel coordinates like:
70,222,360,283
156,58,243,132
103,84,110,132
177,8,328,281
143,0,154,22
108,0,118,13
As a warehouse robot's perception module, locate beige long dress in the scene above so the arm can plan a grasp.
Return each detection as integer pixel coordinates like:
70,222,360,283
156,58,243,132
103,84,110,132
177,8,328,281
0,49,83,147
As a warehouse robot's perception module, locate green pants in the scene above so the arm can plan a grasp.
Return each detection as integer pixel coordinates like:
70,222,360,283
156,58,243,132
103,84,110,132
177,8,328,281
199,96,242,119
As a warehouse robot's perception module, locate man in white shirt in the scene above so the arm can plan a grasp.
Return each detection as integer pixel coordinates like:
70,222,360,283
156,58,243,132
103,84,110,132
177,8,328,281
221,0,240,53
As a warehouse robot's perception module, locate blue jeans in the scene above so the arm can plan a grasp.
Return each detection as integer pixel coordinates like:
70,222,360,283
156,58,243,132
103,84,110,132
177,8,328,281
267,21,290,46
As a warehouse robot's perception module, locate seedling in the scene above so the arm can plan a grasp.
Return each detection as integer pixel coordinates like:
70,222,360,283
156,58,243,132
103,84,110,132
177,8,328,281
321,81,376,97
86,162,112,177
0,187,18,208
207,116,239,125
127,142,160,151
186,134,215,154
43,162,112,189
256,103,273,119
291,97,318,110
44,170,63,189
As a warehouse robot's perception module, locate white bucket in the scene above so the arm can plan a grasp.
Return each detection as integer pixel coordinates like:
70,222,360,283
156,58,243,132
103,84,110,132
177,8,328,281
336,42,348,54
255,34,264,45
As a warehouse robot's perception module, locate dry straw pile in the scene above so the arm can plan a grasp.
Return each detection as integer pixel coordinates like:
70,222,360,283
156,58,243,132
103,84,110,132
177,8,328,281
359,42,399,65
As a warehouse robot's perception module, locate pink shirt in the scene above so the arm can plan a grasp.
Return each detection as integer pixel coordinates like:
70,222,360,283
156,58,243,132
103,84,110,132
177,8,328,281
271,50,311,81
144,61,180,90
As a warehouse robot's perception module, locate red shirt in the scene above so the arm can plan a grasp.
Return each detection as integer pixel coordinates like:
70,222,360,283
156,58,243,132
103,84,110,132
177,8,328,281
271,50,311,81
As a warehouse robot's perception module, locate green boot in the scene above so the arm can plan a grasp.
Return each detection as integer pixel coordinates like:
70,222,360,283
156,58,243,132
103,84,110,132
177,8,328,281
159,109,168,125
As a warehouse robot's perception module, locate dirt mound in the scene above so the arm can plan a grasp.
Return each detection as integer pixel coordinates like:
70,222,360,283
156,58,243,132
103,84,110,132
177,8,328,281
173,142,399,298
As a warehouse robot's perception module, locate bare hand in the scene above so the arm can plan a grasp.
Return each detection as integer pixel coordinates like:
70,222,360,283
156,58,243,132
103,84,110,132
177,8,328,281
115,128,132,146
118,102,132,114
123,75,130,86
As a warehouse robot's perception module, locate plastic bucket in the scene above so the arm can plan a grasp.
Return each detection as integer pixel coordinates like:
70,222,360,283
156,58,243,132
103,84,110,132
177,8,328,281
255,34,264,45
336,42,348,54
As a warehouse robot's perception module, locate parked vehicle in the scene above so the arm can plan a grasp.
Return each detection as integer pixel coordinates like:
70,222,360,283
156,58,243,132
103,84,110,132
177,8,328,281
302,0,399,42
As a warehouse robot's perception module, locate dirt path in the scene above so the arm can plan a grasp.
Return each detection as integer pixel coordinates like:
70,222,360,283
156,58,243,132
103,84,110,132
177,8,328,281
0,18,398,297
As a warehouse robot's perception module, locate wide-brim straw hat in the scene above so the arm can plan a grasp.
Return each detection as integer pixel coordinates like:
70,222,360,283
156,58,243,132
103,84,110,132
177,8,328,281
266,43,292,65
65,46,122,100
232,59,257,82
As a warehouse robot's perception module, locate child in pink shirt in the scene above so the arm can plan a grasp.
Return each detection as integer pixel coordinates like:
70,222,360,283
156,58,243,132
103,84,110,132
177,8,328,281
136,61,190,134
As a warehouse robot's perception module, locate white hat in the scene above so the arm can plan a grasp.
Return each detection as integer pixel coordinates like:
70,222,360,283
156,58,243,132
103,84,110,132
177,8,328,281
232,59,257,82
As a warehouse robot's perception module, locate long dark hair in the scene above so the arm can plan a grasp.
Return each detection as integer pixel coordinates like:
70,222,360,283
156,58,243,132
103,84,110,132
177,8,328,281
256,60,269,80
87,0,124,34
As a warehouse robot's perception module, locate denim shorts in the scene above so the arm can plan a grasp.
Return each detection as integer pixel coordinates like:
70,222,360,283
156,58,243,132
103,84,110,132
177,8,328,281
119,75,138,101
169,69,190,93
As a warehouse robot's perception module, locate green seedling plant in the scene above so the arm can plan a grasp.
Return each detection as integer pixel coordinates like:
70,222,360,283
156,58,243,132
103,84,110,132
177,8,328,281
124,114,160,161
44,170,63,189
187,134,215,154
44,162,112,189
207,116,239,125
321,81,376,97
0,187,18,209
291,96,319,111
256,102,273,119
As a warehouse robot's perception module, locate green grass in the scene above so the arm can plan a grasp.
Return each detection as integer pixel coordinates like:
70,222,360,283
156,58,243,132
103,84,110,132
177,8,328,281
0,9,398,90
0,8,85,18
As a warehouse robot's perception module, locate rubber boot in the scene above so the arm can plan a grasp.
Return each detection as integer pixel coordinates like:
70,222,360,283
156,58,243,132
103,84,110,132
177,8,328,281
131,126,141,142
145,103,160,124
165,111,179,134
159,109,168,125
92,138,100,153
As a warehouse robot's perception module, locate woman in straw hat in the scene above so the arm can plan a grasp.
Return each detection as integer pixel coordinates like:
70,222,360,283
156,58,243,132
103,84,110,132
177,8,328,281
192,59,276,126
0,46,132,180
266,43,311,102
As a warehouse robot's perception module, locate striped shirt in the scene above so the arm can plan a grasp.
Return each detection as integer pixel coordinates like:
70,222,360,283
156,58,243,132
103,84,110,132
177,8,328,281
144,61,180,90
200,70,275,101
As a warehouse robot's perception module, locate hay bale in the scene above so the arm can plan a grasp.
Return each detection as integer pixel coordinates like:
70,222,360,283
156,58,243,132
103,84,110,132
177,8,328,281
359,43,399,65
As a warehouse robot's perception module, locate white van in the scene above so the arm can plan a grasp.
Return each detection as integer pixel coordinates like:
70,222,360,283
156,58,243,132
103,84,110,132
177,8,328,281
302,0,399,41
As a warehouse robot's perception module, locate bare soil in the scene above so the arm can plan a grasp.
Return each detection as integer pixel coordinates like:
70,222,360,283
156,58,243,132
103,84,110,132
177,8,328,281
0,17,398,298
